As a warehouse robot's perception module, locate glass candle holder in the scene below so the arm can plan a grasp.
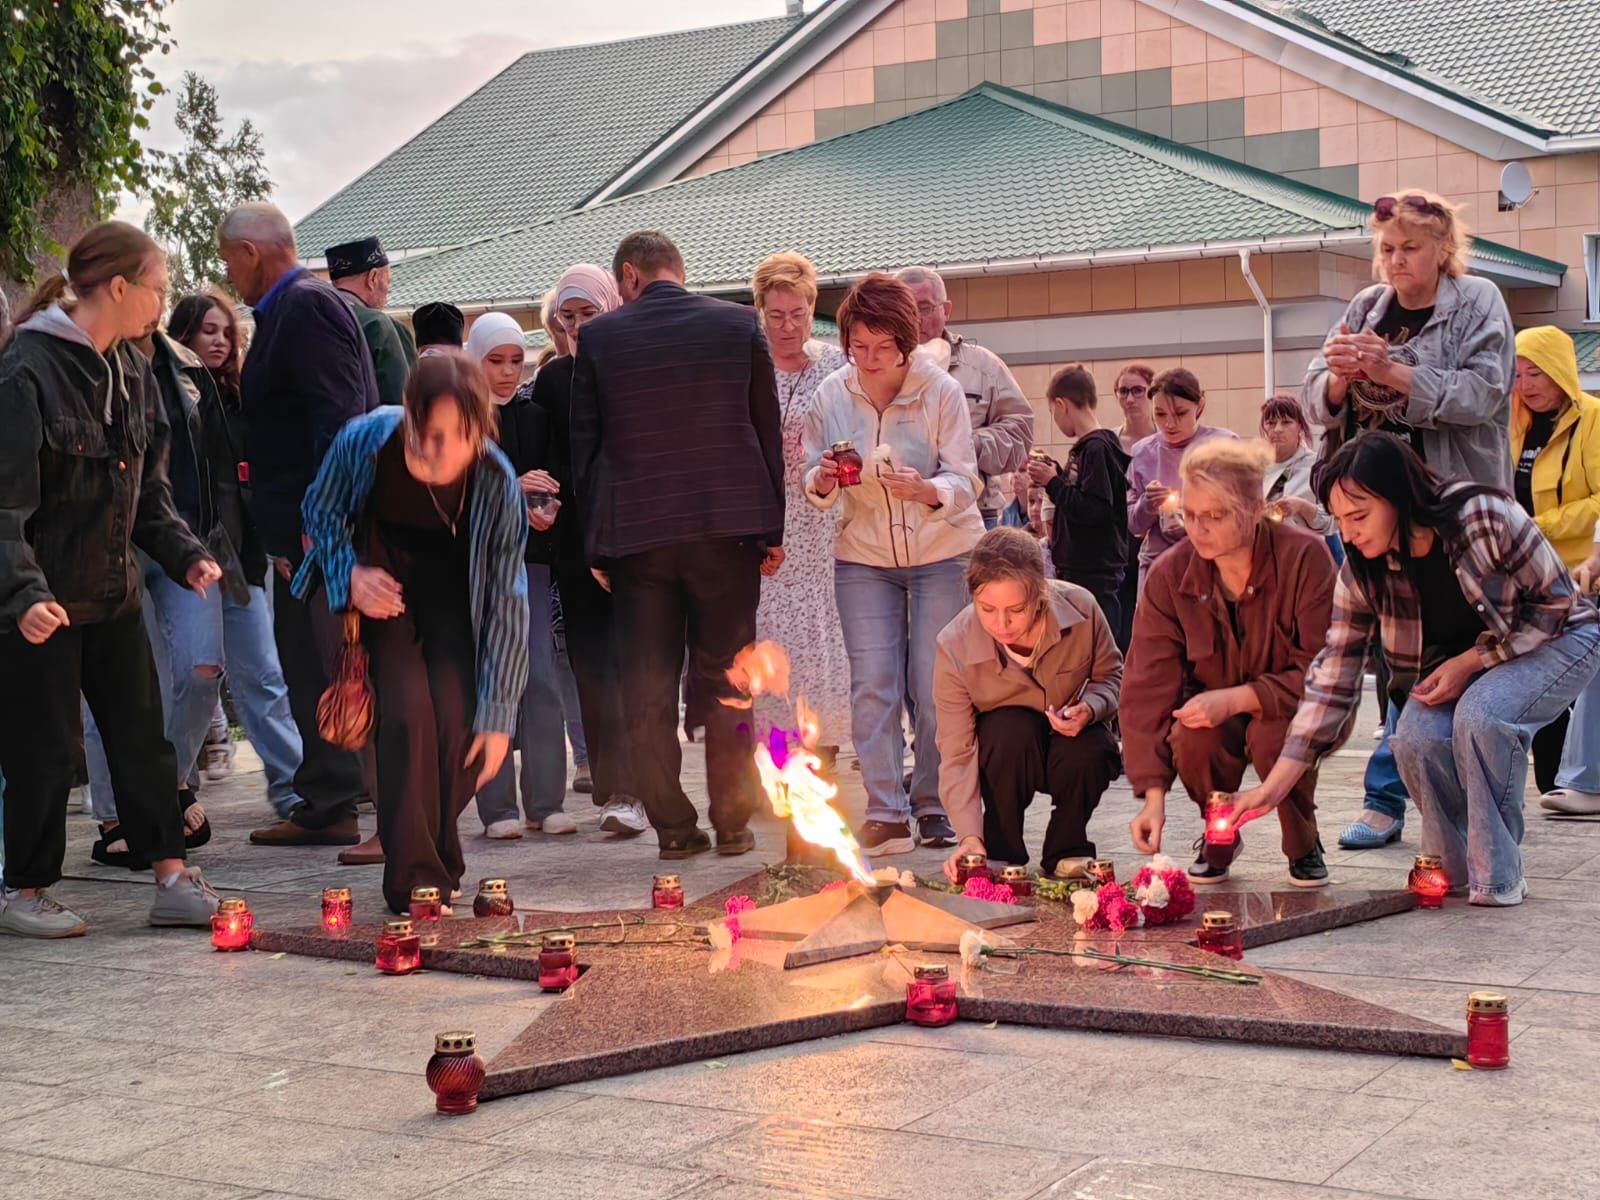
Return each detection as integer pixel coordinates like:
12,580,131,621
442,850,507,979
1202,791,1237,869
376,918,422,975
409,886,442,924
1196,910,1244,960
954,854,993,886
1087,859,1117,885
321,887,353,935
472,878,514,919
1407,855,1450,910
425,1030,486,1115
998,866,1032,898
526,491,557,513
652,874,684,909
538,931,580,993
1158,492,1184,534
1466,991,1510,1069
210,897,253,951
905,964,958,1027
831,440,863,488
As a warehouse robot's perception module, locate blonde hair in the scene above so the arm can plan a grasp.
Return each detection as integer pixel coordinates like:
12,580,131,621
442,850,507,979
1179,438,1273,517
752,250,819,309
1370,188,1470,280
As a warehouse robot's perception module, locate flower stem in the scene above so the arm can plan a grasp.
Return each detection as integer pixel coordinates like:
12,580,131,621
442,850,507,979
983,945,1259,985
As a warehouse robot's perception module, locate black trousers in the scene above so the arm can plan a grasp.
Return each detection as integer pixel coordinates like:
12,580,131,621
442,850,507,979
609,538,761,843
1064,571,1122,642
1533,706,1572,795
1114,539,1140,653
555,563,635,806
976,707,1120,874
272,571,369,827
0,609,185,888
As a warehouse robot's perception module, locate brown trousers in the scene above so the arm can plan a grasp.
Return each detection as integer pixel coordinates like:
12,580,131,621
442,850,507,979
1170,714,1319,858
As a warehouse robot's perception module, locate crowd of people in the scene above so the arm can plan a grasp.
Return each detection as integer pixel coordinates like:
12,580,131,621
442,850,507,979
2,184,1597,939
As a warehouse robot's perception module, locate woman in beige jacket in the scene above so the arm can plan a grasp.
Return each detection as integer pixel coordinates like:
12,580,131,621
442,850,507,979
803,274,984,857
932,528,1123,881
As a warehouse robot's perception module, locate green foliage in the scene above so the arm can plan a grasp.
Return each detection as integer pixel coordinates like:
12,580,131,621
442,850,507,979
144,71,272,294
0,0,173,281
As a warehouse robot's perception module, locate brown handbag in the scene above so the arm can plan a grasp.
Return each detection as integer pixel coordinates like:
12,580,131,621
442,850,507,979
317,611,375,750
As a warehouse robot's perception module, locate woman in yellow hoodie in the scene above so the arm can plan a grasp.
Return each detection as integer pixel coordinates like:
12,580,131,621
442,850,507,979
1512,325,1600,800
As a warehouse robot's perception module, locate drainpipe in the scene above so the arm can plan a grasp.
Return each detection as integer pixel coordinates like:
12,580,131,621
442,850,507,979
1238,248,1274,398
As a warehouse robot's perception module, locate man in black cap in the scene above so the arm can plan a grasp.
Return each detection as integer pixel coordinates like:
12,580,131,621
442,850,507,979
325,236,417,406
411,301,465,357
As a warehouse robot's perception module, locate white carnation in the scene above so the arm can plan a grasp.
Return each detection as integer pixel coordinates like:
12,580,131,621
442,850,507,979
1071,889,1099,926
1137,875,1170,909
959,929,988,969
707,923,734,953
899,870,917,889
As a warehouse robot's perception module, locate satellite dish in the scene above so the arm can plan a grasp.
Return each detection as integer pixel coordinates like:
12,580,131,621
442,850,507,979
1499,161,1534,209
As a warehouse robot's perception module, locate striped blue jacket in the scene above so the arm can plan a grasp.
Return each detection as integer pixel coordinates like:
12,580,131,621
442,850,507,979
292,407,529,734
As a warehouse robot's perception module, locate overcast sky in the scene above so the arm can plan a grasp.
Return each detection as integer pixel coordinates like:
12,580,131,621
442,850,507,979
137,0,807,222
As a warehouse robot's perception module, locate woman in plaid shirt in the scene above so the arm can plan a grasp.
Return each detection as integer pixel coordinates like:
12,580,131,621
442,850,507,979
1231,433,1600,907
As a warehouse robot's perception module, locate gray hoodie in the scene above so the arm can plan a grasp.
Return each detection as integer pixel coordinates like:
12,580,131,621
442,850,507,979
17,303,120,422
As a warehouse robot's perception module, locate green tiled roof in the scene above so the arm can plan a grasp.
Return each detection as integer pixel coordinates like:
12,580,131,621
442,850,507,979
1230,0,1600,136
294,15,800,255
1572,331,1600,375
390,85,1561,307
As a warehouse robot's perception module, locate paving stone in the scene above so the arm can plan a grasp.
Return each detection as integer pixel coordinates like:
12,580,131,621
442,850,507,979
0,1150,257,1200
487,1094,758,1162
1050,1159,1399,1199
0,1094,235,1167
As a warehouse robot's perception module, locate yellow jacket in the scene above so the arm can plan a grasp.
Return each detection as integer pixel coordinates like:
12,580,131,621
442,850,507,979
1512,326,1600,569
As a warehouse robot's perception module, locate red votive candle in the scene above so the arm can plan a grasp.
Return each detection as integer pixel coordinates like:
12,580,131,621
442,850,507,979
1407,855,1450,910
955,854,992,886
1196,910,1244,960
906,964,958,1027
1466,991,1510,1069
538,931,580,993
425,1031,486,1115
321,886,353,935
1203,792,1237,869
409,886,442,924
376,918,422,975
1087,859,1116,885
998,866,1032,898
210,897,252,951
831,440,863,487
472,878,514,919
652,874,684,909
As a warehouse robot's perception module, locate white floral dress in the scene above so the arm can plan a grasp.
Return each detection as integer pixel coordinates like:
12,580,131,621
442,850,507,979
758,341,853,741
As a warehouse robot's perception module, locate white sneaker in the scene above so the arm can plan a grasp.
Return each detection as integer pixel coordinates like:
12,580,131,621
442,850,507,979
148,868,220,927
484,819,524,840
0,889,88,938
599,796,648,835
66,785,90,814
203,741,235,780
540,812,578,835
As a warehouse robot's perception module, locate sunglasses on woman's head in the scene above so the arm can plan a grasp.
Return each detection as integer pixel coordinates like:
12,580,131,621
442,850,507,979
1372,194,1446,222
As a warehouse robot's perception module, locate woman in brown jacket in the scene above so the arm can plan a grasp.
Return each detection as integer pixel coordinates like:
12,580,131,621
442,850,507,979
1122,439,1337,887
932,527,1122,882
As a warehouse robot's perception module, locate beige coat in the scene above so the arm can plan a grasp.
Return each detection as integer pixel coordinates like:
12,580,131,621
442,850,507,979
947,333,1035,516
933,581,1123,844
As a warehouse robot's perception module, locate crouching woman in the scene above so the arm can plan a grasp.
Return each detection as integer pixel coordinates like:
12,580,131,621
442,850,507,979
295,356,529,914
933,527,1123,882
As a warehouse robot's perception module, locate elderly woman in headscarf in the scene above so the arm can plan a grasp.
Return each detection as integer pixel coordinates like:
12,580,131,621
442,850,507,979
528,264,643,835
1510,327,1600,812
464,312,574,838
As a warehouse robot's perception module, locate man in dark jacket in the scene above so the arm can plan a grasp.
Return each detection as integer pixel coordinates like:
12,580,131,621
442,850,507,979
325,236,416,406
220,202,377,850
1026,365,1132,633
570,231,784,858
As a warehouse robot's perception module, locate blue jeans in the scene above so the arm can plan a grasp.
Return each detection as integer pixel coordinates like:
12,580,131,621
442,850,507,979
87,557,305,819
1391,624,1600,900
1556,666,1600,792
1363,705,1410,821
476,563,566,824
554,624,589,768
835,557,968,824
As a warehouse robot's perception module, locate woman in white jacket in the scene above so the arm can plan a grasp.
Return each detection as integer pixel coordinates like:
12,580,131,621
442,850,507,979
803,273,985,857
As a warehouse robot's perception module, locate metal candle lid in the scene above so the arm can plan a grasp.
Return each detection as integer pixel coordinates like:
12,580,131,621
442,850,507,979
1200,910,1236,930
913,963,950,982
322,886,351,902
1088,858,1116,876
830,439,855,453
1413,854,1444,869
1468,991,1509,1014
433,1030,476,1053
957,853,987,869
1206,791,1232,807
383,918,414,936
477,878,509,895
1027,448,1051,462
542,931,576,952
999,865,1029,883
654,874,681,888
411,886,441,903
217,897,249,915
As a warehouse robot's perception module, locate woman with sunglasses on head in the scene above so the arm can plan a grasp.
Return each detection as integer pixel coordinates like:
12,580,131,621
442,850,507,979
1231,433,1600,907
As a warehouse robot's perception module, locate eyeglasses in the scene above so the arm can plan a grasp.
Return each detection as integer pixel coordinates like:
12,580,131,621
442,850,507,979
1372,194,1446,222
1116,385,1148,399
764,311,812,328
1181,508,1235,531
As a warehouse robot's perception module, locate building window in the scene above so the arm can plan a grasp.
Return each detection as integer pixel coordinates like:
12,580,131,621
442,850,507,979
1588,234,1600,323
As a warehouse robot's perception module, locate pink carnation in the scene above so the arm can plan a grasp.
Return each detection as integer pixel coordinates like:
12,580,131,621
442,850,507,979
725,895,756,916
962,877,1017,905
821,880,847,893
1096,881,1143,933
1130,864,1196,926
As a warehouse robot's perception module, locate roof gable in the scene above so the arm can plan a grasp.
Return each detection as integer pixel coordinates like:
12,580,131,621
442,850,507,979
388,84,1561,308
293,14,800,256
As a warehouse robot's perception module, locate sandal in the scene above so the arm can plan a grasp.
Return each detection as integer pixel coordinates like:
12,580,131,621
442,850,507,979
91,823,150,871
182,794,213,851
